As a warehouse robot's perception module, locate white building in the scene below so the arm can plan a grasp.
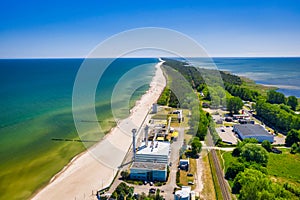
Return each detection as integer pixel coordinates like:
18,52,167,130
135,141,170,164
130,141,170,181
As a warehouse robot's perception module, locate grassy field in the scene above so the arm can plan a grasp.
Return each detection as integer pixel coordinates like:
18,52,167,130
207,152,223,200
201,152,216,200
179,158,197,190
240,76,277,97
268,148,300,186
221,149,300,187
221,151,238,171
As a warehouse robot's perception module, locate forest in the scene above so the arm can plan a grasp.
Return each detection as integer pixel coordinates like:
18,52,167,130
158,58,300,148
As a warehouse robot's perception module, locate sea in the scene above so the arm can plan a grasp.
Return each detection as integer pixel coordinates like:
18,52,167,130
0,57,299,199
189,57,300,97
0,58,157,199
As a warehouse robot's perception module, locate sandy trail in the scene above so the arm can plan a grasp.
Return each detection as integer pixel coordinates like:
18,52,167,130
32,60,166,200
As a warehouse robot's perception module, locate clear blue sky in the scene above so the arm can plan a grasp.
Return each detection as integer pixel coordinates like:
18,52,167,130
1,0,300,58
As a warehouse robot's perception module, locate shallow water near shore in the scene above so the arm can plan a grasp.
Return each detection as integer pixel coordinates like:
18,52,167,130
0,58,157,200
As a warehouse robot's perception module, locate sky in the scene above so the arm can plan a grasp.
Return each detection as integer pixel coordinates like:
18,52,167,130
0,0,300,58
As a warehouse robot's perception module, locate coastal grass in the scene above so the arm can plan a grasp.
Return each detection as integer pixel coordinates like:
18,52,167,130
240,76,277,97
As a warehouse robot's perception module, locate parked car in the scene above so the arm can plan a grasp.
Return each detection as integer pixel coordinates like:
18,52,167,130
187,173,193,177
188,181,194,185
149,188,156,194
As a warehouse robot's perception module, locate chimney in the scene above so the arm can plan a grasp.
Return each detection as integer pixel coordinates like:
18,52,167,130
144,125,149,146
132,129,137,161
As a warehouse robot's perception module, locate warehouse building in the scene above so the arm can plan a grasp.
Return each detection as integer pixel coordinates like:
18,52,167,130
233,124,274,143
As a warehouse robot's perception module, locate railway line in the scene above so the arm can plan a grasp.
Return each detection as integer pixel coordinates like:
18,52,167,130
207,131,232,200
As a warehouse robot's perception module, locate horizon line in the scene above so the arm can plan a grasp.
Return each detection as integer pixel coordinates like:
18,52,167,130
1,55,300,59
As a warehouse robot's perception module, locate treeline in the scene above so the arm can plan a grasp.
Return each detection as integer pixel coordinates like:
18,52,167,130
161,58,242,90
157,86,170,105
225,83,259,102
158,59,228,142
225,139,299,199
160,58,245,110
286,129,300,153
256,100,300,132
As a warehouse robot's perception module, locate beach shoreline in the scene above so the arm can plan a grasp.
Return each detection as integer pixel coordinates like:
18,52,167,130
31,59,166,200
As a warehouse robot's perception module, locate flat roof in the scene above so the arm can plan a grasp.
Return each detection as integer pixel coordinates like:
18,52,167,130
131,162,166,170
234,124,272,137
137,141,170,156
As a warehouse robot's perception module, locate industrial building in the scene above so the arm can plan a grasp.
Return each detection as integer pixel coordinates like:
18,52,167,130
129,124,171,182
135,141,170,164
233,124,274,143
130,162,167,181
130,141,170,181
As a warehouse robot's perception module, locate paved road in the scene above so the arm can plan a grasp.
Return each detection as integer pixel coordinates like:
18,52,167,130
207,131,232,200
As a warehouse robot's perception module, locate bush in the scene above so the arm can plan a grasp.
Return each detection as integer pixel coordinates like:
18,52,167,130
225,162,245,180
261,140,272,152
240,143,268,166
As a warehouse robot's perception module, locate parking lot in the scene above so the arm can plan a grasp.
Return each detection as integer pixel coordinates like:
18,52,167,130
216,126,238,145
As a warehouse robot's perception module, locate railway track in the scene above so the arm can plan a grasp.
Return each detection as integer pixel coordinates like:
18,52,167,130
207,131,232,200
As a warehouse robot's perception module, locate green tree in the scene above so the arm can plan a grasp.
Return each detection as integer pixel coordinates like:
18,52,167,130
261,140,272,152
232,169,291,199
191,137,202,155
240,143,268,166
232,138,258,157
210,94,220,108
120,170,130,180
285,129,300,147
227,96,243,114
267,90,286,104
287,96,298,111
291,143,298,154
225,162,245,180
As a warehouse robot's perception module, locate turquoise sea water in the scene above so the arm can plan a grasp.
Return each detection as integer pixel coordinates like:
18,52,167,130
190,57,300,97
0,58,157,199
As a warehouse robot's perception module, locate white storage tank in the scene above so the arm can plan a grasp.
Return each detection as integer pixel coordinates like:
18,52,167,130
174,186,190,200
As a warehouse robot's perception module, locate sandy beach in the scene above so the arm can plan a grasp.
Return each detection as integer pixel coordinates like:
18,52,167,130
32,60,166,200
